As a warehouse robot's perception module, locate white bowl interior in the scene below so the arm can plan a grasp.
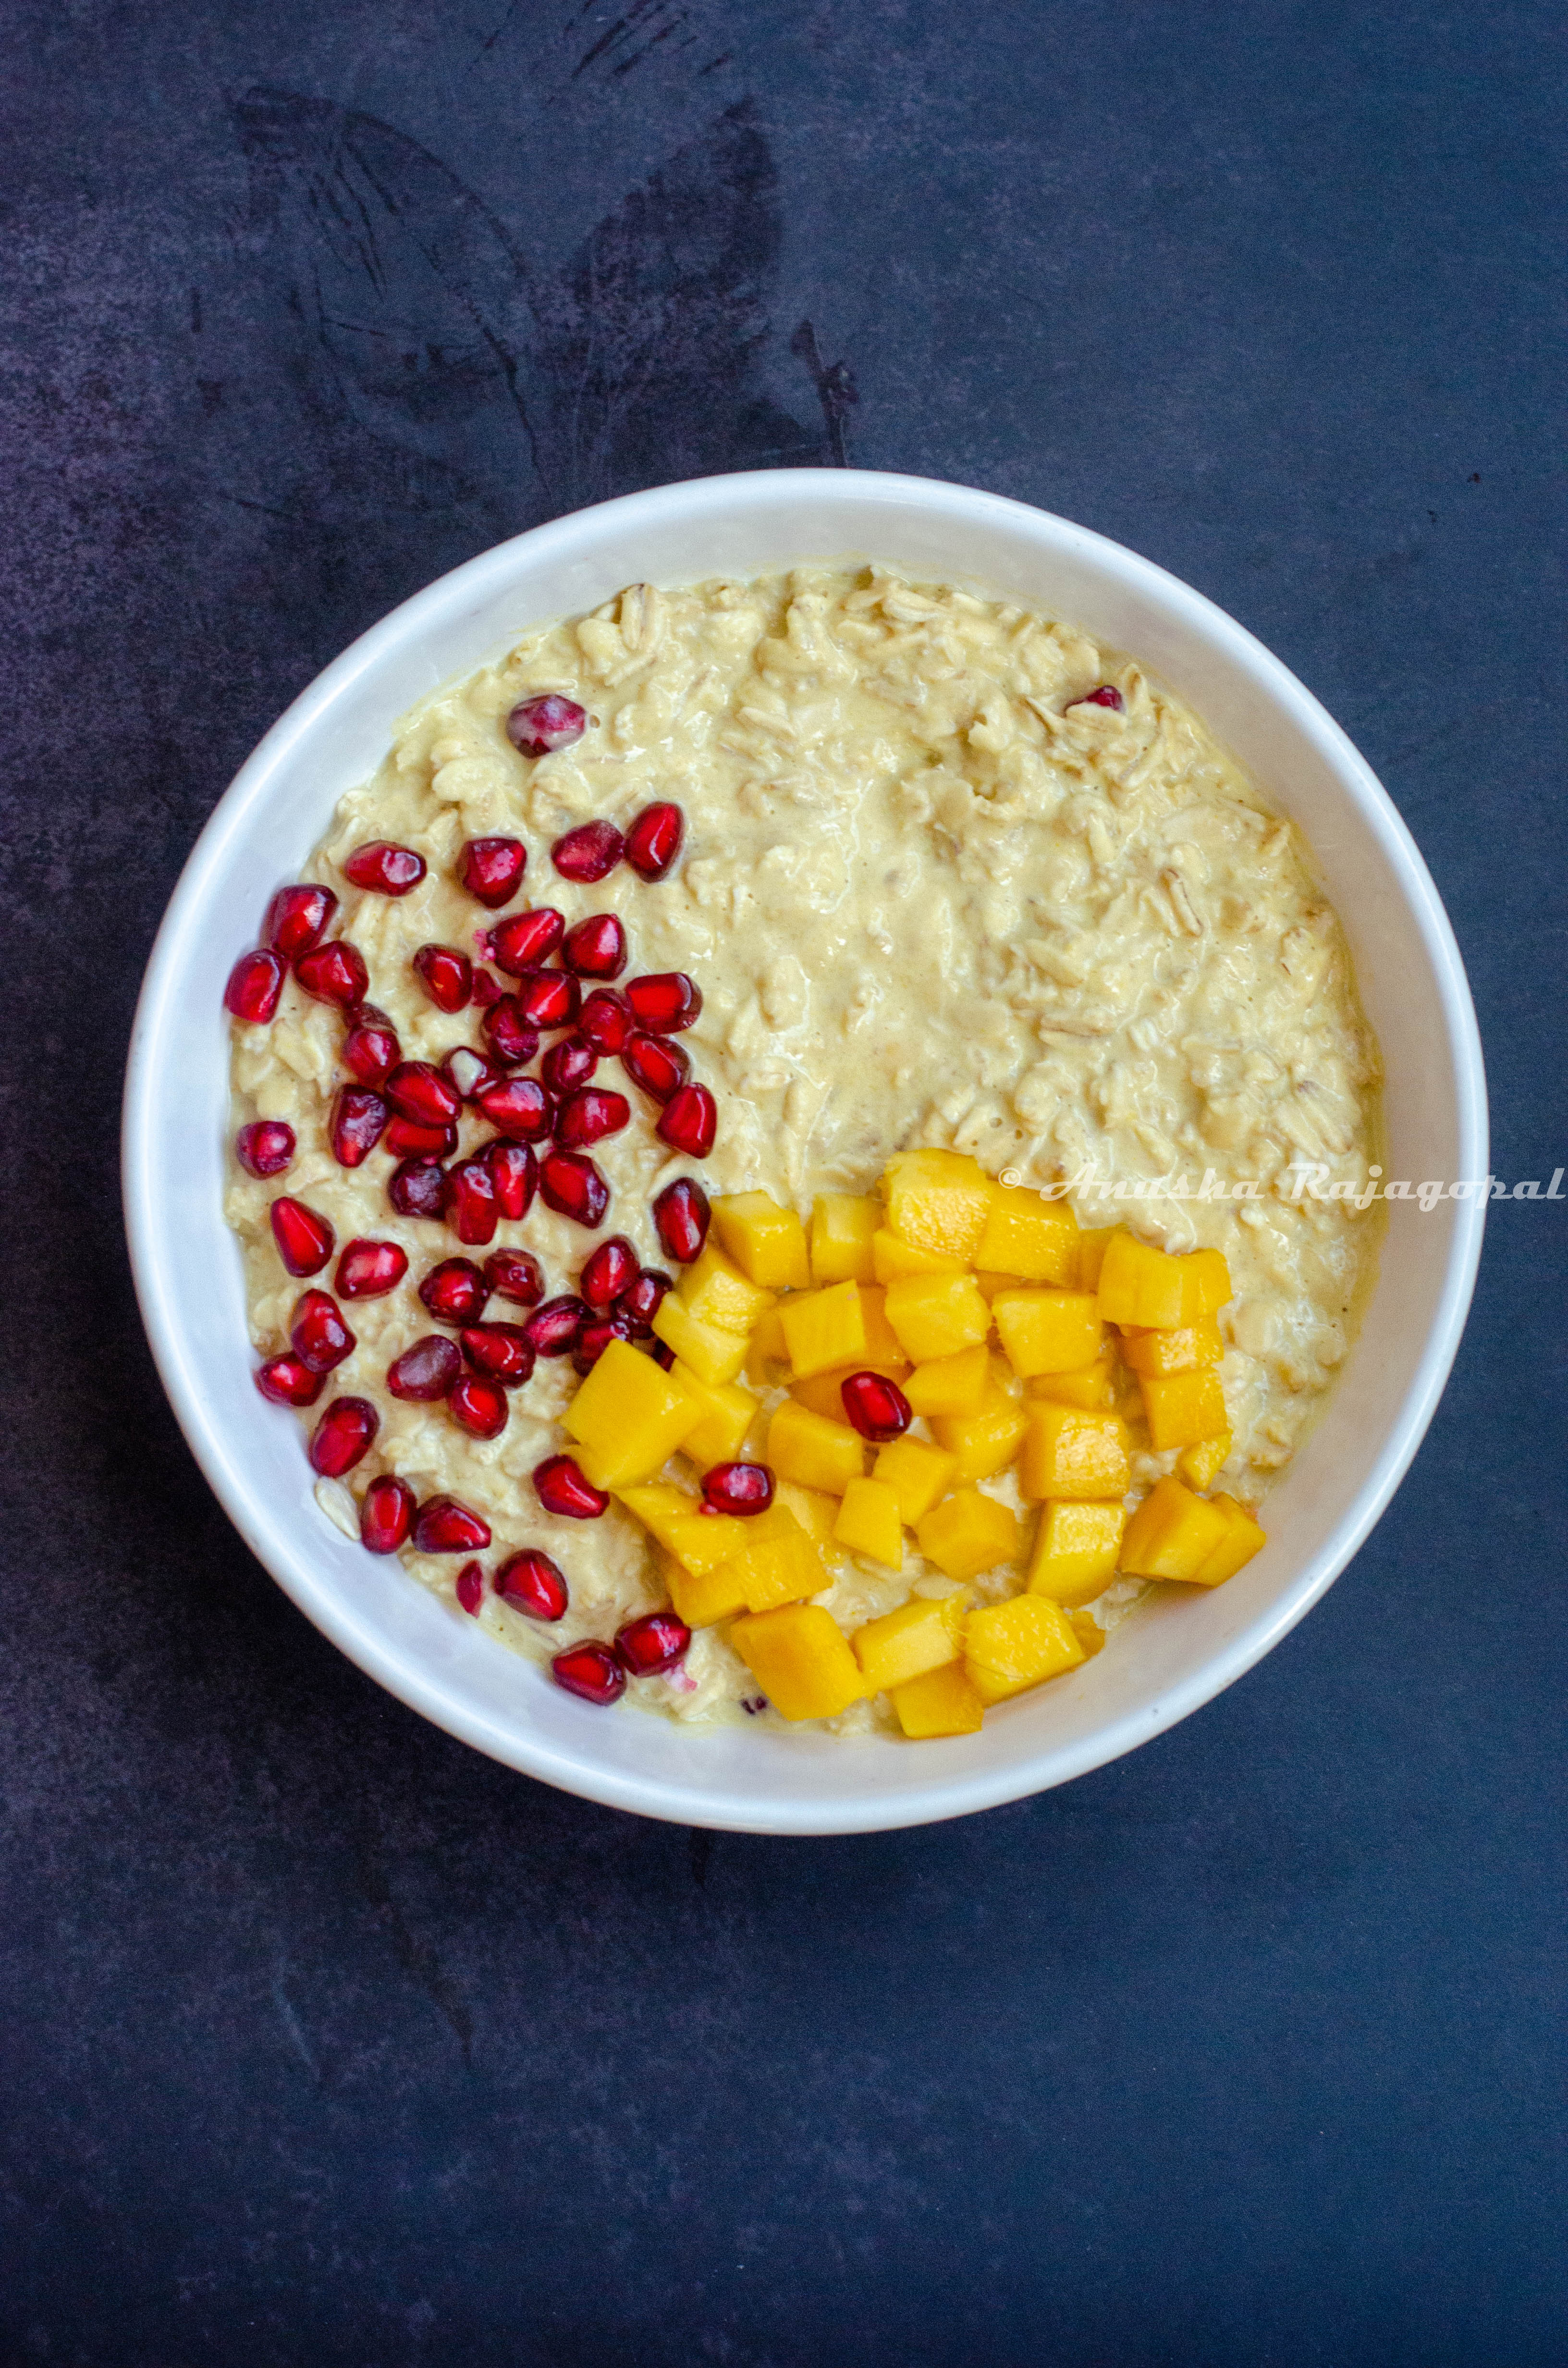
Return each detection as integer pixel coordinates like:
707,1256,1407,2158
123,471,1486,1832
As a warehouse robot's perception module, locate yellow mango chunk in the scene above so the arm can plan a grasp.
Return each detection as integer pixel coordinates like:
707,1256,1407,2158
1027,1349,1118,1411
1098,1231,1233,1329
974,1183,1079,1284
775,1480,842,1554
1017,1402,1131,1501
883,1270,992,1364
904,1341,991,1417
766,1397,866,1495
873,1436,959,1526
1075,1227,1116,1291
993,1287,1105,1380
745,1303,789,1384
930,1385,1029,1485
562,1338,700,1489
972,1271,1016,1303
964,1593,1084,1703
808,1193,879,1284
1193,1493,1267,1586
730,1603,865,1721
652,1292,749,1386
852,1591,966,1691
833,1477,905,1570
916,1488,1028,1582
857,1284,914,1369
721,1506,827,1613
664,1553,751,1628
676,1241,777,1336
1028,1500,1127,1608
1177,1432,1232,1491
1178,1249,1233,1321
779,1279,868,1380
890,1659,985,1738
1119,1475,1231,1579
1069,1611,1106,1660
618,1483,750,1578
1139,1367,1229,1453
671,1363,760,1468
791,1361,908,1423
871,1227,965,1283
710,1190,811,1290
1119,1317,1224,1376
882,1148,997,1262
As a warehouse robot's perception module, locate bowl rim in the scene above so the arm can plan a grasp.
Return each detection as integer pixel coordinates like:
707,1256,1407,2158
121,467,1488,1832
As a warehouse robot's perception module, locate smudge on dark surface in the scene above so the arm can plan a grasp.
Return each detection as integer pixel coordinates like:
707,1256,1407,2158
791,317,858,467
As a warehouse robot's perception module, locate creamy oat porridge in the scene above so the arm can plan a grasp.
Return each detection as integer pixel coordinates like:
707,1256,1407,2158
222,565,1381,1736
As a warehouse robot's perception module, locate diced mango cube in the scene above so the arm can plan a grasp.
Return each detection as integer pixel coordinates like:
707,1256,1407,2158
1027,1499,1127,1608
1098,1231,1233,1328
904,1342,992,1417
1177,1432,1232,1491
808,1193,879,1284
930,1386,1029,1485
916,1488,1028,1582
1068,1610,1106,1659
766,1397,866,1495
1017,1402,1131,1501
671,1363,760,1468
882,1148,997,1262
891,1659,985,1737
873,1436,959,1526
710,1190,812,1290
663,1552,751,1628
882,1270,992,1364
852,1591,966,1691
1192,1493,1267,1586
972,1271,1016,1302
964,1593,1084,1703
652,1292,749,1386
992,1287,1105,1379
871,1227,965,1283
617,1483,750,1578
1139,1367,1229,1452
775,1481,842,1554
1119,1317,1225,1376
974,1183,1079,1283
1178,1249,1233,1321
745,1304,789,1383
1027,1348,1118,1411
1119,1475,1231,1579
779,1279,868,1380
791,1362,908,1423
833,1477,905,1570
720,1506,827,1613
676,1241,777,1335
730,1603,865,1721
1075,1227,1116,1291
857,1285,914,1369
561,1338,701,1489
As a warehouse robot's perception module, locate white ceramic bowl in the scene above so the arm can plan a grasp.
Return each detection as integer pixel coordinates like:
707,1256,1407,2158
122,469,1486,1834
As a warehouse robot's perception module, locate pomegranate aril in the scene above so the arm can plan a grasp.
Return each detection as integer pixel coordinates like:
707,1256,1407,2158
656,1083,717,1159
360,1474,416,1555
458,836,527,908
255,1354,324,1407
484,1247,545,1307
342,1007,400,1086
652,1176,710,1265
481,995,542,1069
290,1289,355,1374
336,1237,407,1298
701,1462,775,1516
459,1322,535,1385
525,1295,587,1357
620,1267,672,1334
471,967,504,1010
441,1045,501,1103
490,906,564,974
388,1158,448,1219
343,841,427,895
578,988,633,1056
294,941,368,1008
615,1609,690,1675
413,943,472,1013
486,1138,538,1221
413,1496,492,1555
557,1087,631,1150
450,1374,509,1439
517,969,580,1031
420,1258,491,1325
840,1370,913,1443
625,972,701,1034
541,1035,597,1095
387,1334,462,1401
579,1234,638,1310
270,1196,335,1276
539,1149,610,1228
385,1061,462,1127
384,1115,457,1160
224,949,283,1024
446,1154,499,1246
455,1560,486,1614
551,1641,625,1704
1065,684,1125,713
308,1395,378,1478
533,1455,609,1519
477,1075,552,1141
625,800,685,882
620,1032,691,1103
497,1548,569,1621
235,1120,295,1178
507,694,588,757
264,882,337,957
650,1340,676,1369
562,912,627,980
330,1086,389,1167
551,819,623,881
573,1312,634,1373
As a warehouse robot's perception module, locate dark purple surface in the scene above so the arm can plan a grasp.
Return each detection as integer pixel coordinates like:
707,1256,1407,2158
1,3,1566,2362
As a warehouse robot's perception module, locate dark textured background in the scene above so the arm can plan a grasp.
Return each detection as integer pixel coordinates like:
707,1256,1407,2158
2,3,1565,2361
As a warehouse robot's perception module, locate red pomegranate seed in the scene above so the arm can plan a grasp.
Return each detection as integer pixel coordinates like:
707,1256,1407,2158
342,1007,400,1086
235,1120,295,1178
387,1335,462,1401
441,1045,500,1103
388,1158,448,1220
445,1154,499,1246
578,988,632,1055
336,1237,407,1298
481,995,542,1069
455,1560,486,1614
551,1641,625,1703
486,1138,537,1221
385,1061,461,1127
484,1247,544,1307
840,1370,913,1442
384,1115,457,1160
555,1087,630,1150
507,694,588,757
624,800,685,882
551,820,623,881
419,1257,490,1325
264,882,338,957
533,1455,609,1519
650,1341,676,1369
525,1295,587,1357
490,906,564,974
497,1548,569,1621
516,969,580,1031
620,1033,691,1102
579,1234,638,1309
652,1177,709,1265
572,1312,635,1373
477,1075,552,1141
450,1374,508,1439
541,1035,597,1095
1065,684,1125,713
330,1086,389,1167
470,967,504,1010
290,1289,355,1373
620,1267,671,1334
224,949,283,1024
308,1396,378,1477
540,1149,609,1228
459,1322,535,1384
562,913,627,979
360,1474,415,1555
413,1496,492,1554
615,1609,690,1674
459,836,527,908
413,943,472,1013
656,1083,717,1159
255,1354,324,1407
270,1196,334,1276
294,941,368,1008
625,972,701,1034
702,1462,775,1516
343,841,426,895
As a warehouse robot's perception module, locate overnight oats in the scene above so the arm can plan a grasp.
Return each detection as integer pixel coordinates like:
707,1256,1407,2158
221,567,1381,1738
